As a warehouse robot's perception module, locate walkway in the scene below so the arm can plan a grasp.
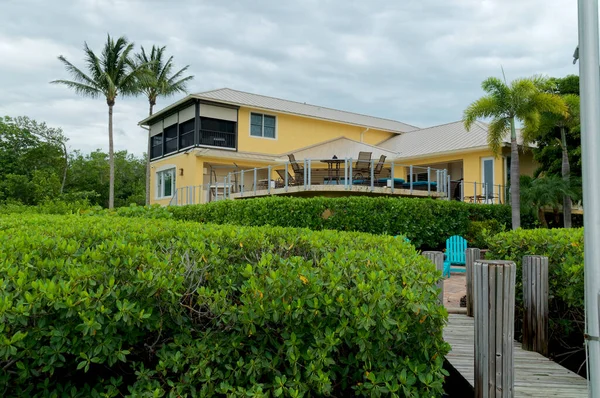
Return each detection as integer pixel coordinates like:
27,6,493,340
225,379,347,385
442,274,588,397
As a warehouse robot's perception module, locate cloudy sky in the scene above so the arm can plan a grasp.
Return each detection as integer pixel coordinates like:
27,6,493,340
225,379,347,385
0,0,578,156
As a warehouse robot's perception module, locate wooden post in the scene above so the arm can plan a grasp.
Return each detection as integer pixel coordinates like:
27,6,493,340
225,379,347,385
466,248,481,317
422,251,444,304
522,255,549,356
473,260,516,398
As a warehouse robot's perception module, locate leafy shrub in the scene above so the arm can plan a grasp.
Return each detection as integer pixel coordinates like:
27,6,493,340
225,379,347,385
0,199,94,215
465,219,506,249
168,196,513,249
0,214,449,397
486,228,584,352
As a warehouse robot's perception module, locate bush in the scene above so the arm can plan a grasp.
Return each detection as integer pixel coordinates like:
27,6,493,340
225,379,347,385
0,214,448,397
168,196,513,249
465,219,506,249
485,228,584,353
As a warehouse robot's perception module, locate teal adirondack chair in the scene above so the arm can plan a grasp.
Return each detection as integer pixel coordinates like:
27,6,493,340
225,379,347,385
394,235,411,243
443,235,467,278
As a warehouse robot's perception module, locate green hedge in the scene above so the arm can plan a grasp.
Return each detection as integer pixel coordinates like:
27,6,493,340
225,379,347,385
168,196,513,249
486,228,584,350
0,214,448,397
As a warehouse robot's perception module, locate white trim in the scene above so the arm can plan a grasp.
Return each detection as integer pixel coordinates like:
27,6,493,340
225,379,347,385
249,111,278,140
481,156,495,199
155,166,177,200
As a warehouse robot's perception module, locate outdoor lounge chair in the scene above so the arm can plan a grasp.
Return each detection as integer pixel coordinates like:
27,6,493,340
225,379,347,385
275,169,299,187
373,155,387,177
353,151,372,182
287,154,304,184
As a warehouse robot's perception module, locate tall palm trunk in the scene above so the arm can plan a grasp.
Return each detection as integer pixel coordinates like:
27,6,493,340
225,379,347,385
108,103,115,209
560,127,572,228
510,118,521,229
145,103,153,205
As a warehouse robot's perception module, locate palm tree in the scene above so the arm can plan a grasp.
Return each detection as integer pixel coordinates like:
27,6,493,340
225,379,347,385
521,175,575,228
538,94,580,227
464,76,567,229
134,45,193,205
51,34,146,209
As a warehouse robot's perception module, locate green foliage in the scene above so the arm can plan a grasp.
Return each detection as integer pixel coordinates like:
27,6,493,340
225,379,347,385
167,196,513,249
0,214,448,396
65,149,146,208
465,219,506,249
486,228,584,348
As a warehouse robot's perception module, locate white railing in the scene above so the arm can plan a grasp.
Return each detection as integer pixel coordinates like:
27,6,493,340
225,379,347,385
223,158,450,199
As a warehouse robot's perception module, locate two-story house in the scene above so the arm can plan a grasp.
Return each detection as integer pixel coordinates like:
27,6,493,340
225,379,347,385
139,88,536,205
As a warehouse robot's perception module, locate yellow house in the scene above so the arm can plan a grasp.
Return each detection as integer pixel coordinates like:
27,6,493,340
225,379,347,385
139,88,537,205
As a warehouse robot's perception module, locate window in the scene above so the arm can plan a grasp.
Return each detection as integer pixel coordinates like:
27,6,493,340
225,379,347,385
164,124,178,154
409,172,429,182
250,113,276,138
151,134,163,159
156,168,176,198
179,119,195,149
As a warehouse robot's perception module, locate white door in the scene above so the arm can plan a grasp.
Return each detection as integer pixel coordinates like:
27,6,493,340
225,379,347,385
481,157,495,202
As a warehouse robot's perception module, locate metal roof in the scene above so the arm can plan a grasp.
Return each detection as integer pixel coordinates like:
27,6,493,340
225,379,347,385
378,120,524,159
148,88,417,133
278,136,398,161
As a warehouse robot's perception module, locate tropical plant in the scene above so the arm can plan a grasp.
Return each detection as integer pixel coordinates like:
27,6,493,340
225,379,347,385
464,75,568,229
520,175,576,228
51,34,147,208
134,45,193,204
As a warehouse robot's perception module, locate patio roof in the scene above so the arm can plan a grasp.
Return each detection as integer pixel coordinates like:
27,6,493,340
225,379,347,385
280,136,398,161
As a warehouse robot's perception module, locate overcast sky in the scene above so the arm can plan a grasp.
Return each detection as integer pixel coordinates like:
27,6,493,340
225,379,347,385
0,0,578,156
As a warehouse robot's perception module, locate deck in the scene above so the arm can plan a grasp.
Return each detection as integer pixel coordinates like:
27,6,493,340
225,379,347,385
229,184,446,199
444,313,588,397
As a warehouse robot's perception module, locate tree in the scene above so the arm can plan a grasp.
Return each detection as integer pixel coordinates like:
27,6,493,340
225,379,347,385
521,175,576,228
9,116,69,193
51,34,147,208
464,76,567,229
534,94,580,227
135,45,193,205
65,149,146,208
0,116,65,204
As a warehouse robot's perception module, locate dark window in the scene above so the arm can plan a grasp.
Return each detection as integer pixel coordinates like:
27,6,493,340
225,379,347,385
179,119,195,149
151,134,163,159
250,113,276,138
164,124,178,154
201,117,235,133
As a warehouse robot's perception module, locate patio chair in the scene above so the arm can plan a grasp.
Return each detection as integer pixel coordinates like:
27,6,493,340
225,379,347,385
442,235,467,278
373,155,387,176
287,154,304,184
275,169,299,187
353,151,372,182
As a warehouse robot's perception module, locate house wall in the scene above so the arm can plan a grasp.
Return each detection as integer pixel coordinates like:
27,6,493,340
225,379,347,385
149,152,203,206
236,107,395,154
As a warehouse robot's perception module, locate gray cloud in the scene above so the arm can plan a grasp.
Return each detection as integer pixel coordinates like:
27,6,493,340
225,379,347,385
0,0,578,156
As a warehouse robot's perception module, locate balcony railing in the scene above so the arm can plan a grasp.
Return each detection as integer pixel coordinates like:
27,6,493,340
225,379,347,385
221,158,450,199
198,129,236,149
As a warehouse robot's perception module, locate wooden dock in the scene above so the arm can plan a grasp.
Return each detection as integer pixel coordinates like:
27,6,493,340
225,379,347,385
444,313,589,397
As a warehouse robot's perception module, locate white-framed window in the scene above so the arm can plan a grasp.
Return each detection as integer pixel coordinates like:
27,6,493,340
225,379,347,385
156,168,176,198
250,113,276,139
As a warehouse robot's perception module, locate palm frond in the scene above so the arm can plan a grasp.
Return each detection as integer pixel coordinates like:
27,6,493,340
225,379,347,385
49,80,102,98
463,96,501,130
55,55,98,87
487,117,510,155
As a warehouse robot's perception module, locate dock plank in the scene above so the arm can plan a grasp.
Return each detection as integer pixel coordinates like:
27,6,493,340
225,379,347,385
444,314,588,397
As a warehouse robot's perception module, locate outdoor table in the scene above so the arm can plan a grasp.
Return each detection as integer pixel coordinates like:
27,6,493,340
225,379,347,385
319,159,345,184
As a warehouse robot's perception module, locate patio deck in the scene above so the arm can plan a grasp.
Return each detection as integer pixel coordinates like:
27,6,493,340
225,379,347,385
229,183,446,200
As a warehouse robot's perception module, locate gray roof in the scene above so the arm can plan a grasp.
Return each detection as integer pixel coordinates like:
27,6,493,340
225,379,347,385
193,88,417,133
378,120,523,159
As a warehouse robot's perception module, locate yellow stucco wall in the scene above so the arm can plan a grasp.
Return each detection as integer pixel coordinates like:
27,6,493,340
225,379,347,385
236,107,395,154
149,152,203,206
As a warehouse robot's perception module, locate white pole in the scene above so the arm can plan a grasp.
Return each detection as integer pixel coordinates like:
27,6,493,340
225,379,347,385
577,0,600,394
